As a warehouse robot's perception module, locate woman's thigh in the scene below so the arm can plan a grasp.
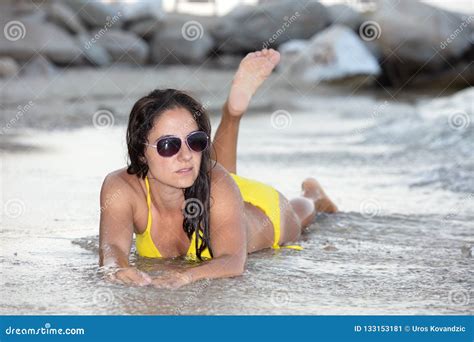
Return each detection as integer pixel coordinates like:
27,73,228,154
243,193,301,254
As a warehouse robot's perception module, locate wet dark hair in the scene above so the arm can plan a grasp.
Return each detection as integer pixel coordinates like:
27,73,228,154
126,89,214,260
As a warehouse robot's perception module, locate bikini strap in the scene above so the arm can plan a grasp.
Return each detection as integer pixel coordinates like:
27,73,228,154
144,176,152,231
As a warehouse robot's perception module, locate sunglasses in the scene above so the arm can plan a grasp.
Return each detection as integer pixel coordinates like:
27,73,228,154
144,130,209,157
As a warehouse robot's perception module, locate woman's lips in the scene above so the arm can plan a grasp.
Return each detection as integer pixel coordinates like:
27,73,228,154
176,167,193,174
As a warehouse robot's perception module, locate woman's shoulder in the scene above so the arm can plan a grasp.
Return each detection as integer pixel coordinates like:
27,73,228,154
210,163,242,202
101,167,142,201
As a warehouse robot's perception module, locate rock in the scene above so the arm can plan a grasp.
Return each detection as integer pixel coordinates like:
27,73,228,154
127,18,163,40
279,25,380,85
119,1,164,25
211,1,331,53
77,33,112,66
47,1,87,34
372,0,473,87
20,55,57,78
327,4,365,31
63,0,123,28
0,57,19,78
150,15,215,64
90,29,149,64
0,18,83,64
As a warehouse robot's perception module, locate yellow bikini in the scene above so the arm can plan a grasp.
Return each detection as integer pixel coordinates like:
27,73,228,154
135,173,302,261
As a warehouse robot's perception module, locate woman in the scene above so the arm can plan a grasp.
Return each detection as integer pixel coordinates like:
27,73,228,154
99,49,338,289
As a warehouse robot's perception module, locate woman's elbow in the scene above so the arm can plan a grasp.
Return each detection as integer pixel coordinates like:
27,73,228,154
229,255,246,276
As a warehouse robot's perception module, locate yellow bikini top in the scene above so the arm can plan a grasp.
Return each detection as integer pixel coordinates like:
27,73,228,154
134,176,211,261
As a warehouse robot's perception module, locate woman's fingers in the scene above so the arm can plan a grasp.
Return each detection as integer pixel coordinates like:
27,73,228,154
106,267,152,286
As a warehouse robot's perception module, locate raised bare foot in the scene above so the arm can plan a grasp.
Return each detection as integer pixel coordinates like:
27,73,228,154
302,178,338,214
226,48,280,117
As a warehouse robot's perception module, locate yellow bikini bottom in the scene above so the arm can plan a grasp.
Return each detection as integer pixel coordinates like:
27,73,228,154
135,173,302,261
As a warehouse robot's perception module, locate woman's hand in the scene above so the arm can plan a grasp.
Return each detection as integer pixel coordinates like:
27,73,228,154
106,267,152,287
151,271,193,289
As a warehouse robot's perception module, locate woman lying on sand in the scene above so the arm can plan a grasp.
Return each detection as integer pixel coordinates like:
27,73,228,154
99,48,338,289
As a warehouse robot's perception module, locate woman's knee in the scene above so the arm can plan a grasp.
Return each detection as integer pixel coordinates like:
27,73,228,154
289,197,316,228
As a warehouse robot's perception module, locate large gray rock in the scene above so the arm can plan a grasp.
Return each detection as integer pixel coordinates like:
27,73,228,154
20,55,57,78
63,0,124,28
372,0,472,75
150,15,215,64
279,25,381,85
327,4,365,31
0,18,83,64
47,2,86,34
211,0,331,53
90,29,149,64
0,57,19,78
118,1,164,24
127,17,163,40
77,33,112,66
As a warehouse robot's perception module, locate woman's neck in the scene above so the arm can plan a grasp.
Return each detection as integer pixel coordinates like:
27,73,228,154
147,176,185,215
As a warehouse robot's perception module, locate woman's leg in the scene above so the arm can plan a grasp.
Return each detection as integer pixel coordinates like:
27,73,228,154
211,48,280,173
280,178,338,243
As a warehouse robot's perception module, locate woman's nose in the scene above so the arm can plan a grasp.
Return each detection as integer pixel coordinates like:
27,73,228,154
177,142,192,161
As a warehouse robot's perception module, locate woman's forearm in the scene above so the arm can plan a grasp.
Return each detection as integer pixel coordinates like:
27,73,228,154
183,254,246,282
99,244,130,268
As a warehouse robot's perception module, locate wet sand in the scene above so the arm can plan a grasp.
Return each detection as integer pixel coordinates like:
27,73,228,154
1,100,472,314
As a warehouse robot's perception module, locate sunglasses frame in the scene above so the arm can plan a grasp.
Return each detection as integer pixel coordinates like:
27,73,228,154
144,130,209,157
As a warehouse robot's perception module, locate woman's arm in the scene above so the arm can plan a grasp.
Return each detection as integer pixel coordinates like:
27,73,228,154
152,165,247,288
99,172,151,286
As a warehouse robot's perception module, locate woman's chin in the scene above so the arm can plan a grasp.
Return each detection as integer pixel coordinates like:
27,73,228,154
174,174,197,188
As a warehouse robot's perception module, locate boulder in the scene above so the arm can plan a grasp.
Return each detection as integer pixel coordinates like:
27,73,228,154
0,57,19,78
20,55,57,78
118,1,164,25
77,33,112,66
327,4,364,31
90,29,149,64
63,0,123,28
279,25,381,85
372,0,473,86
47,1,87,34
0,18,83,64
150,15,215,64
211,0,331,53
127,18,163,40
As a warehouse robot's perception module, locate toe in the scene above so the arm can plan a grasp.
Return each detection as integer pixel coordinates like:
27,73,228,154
245,52,256,59
269,50,281,65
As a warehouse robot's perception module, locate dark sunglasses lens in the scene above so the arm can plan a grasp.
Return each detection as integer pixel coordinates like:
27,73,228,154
157,138,181,157
187,132,208,152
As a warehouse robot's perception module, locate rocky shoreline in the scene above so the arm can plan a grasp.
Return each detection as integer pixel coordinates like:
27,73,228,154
1,0,472,88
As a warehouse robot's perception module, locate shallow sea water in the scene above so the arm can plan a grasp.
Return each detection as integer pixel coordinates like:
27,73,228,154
1,93,472,314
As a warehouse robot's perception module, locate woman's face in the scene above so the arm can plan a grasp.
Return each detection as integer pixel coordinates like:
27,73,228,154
144,107,202,189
